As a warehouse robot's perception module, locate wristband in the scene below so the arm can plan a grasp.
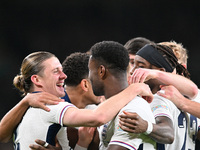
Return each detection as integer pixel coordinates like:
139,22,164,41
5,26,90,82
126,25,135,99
144,121,153,135
74,144,87,150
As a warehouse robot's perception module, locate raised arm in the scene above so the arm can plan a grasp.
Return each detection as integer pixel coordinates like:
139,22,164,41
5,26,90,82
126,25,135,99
0,92,63,143
158,85,200,119
129,68,198,99
63,83,153,127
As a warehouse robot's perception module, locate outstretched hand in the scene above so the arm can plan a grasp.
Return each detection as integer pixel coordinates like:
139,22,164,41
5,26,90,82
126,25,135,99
23,92,64,112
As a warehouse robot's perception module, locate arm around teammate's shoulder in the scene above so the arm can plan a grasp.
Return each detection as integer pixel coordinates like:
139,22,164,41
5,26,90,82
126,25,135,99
62,83,153,127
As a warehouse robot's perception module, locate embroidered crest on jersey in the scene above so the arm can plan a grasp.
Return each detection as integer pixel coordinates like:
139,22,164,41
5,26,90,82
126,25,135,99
151,104,169,112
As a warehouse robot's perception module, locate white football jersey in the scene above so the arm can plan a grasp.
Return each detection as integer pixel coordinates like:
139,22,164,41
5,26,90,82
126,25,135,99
151,93,199,150
99,96,156,150
14,102,75,150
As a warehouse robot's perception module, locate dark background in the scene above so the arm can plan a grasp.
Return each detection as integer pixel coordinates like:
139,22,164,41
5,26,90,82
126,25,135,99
1,1,200,149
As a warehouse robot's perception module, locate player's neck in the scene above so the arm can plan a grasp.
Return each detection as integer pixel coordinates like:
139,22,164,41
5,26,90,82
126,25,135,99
104,76,128,99
65,86,87,108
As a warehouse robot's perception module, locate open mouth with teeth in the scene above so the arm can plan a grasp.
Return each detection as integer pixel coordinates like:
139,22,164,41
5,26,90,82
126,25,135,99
57,83,64,87
56,82,65,97
56,82,65,91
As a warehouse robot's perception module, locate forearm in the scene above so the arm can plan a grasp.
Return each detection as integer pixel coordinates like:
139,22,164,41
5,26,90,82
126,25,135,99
149,117,174,144
156,71,198,99
64,84,140,127
180,98,200,119
149,124,174,144
0,98,29,142
93,84,139,124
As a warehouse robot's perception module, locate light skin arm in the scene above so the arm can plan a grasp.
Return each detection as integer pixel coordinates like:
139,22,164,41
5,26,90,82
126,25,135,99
0,92,64,143
29,83,153,150
158,85,200,140
119,111,174,144
63,83,153,127
158,85,200,119
129,68,198,99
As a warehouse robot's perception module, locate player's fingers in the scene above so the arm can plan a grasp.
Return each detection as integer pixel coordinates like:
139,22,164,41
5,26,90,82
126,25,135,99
29,144,44,150
41,92,64,102
157,91,168,99
36,104,50,112
41,100,61,105
146,94,154,103
133,72,140,83
119,111,139,119
139,72,148,83
119,117,138,126
35,139,48,148
119,114,138,121
118,124,136,133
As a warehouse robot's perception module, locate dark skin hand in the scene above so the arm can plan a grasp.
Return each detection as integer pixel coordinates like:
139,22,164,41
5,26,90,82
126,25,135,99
119,111,174,144
29,139,61,150
119,111,148,134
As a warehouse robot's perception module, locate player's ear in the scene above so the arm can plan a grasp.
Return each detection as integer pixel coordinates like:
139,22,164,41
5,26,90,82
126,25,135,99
98,65,107,79
31,75,42,87
80,79,89,92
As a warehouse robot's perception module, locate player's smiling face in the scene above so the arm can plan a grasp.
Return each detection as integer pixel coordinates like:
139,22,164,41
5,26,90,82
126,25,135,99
38,57,67,97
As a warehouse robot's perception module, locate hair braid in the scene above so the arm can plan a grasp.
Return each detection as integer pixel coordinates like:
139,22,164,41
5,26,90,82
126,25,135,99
152,44,190,79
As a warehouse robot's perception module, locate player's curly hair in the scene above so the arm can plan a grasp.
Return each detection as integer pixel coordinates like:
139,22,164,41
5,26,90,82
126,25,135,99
89,41,129,74
62,52,90,86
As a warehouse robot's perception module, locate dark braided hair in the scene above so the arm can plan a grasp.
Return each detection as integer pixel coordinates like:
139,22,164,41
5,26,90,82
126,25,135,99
151,44,190,79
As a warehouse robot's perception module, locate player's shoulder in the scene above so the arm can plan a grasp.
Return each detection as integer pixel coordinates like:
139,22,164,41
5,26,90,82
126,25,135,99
131,96,149,104
151,94,174,106
121,96,151,112
47,101,75,109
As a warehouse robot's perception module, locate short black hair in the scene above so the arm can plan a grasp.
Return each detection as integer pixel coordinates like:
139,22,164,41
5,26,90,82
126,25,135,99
62,52,90,86
90,41,129,72
124,37,154,55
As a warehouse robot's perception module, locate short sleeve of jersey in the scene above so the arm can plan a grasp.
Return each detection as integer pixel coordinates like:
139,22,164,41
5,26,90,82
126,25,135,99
41,102,76,126
150,94,173,121
109,97,156,150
